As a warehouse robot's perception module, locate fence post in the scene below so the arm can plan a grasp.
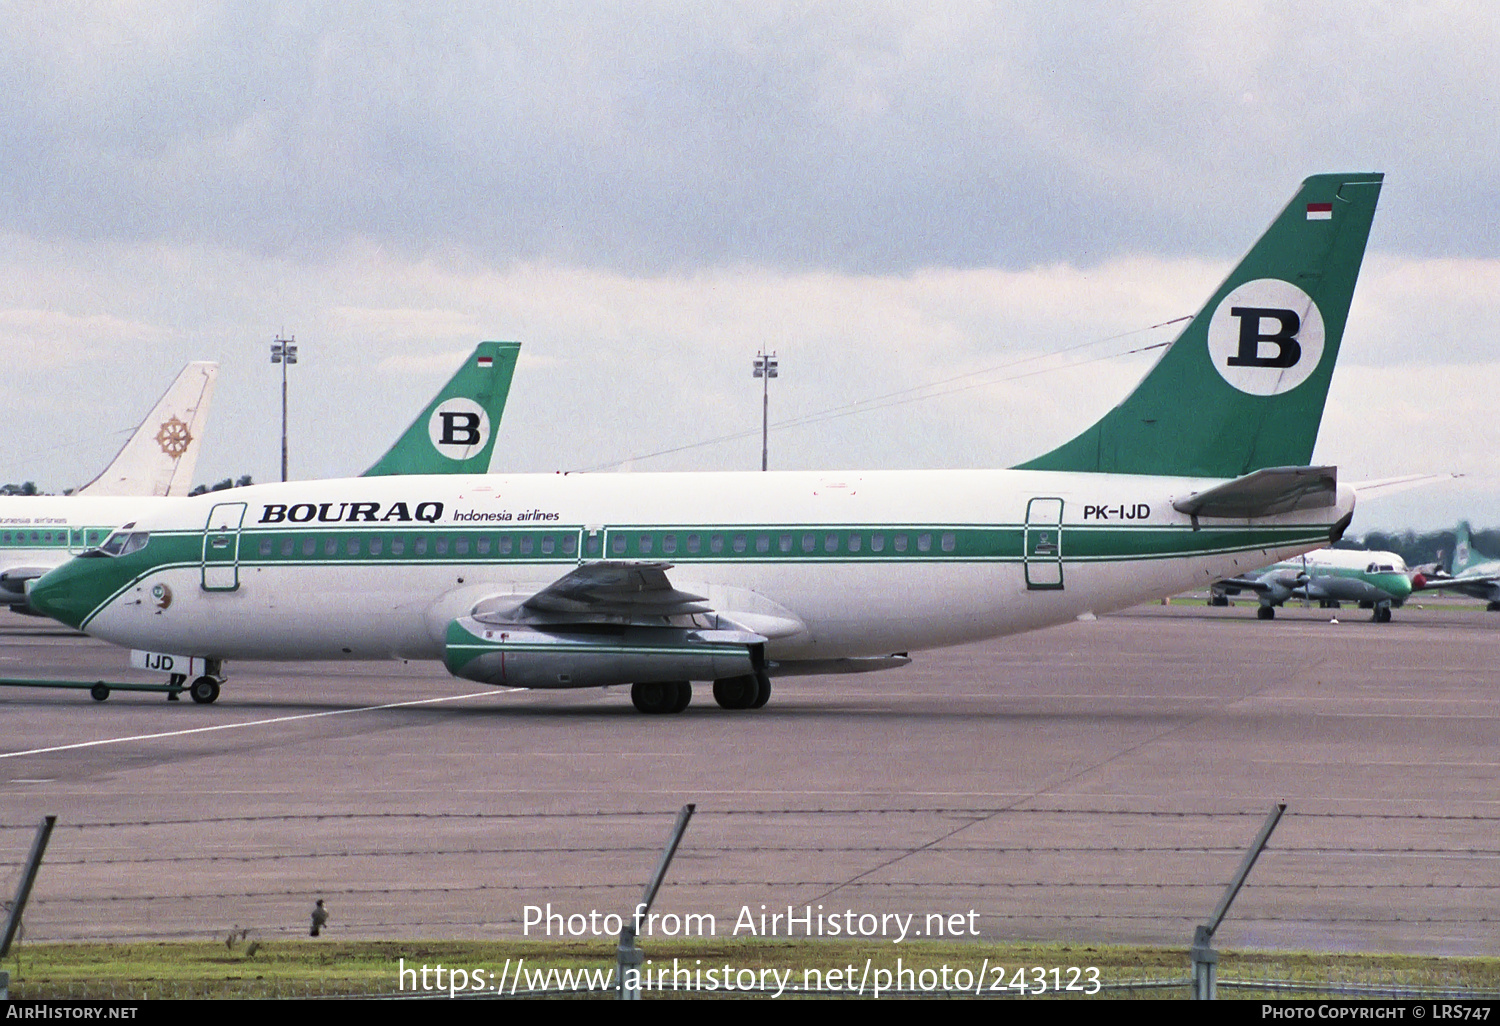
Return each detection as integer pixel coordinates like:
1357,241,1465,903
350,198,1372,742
618,804,695,999
1191,803,1284,999
1,815,56,960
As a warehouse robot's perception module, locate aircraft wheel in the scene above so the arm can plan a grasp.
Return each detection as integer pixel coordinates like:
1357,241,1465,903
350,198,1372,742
90,682,110,702
190,676,221,704
1488,602,1500,612
750,670,771,709
631,681,687,715
1374,606,1392,623
1256,605,1275,620
713,675,759,710
1208,594,1229,607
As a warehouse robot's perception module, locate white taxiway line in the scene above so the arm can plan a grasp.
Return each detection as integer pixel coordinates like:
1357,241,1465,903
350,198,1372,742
0,689,516,760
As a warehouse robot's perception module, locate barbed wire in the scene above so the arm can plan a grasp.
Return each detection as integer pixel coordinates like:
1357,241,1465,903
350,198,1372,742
31,878,1500,908
6,808,1497,832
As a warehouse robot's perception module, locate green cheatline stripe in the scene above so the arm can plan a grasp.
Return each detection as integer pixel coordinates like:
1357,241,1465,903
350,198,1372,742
156,524,1331,564
64,522,1336,630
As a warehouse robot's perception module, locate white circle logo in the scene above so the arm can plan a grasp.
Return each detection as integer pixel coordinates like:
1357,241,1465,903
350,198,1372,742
1206,279,1325,396
428,398,491,461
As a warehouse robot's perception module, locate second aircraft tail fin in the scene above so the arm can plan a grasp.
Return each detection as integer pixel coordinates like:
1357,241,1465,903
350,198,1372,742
363,342,520,477
75,361,218,497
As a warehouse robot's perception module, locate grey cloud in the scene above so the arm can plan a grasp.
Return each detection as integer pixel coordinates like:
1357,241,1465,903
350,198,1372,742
1,2,1497,272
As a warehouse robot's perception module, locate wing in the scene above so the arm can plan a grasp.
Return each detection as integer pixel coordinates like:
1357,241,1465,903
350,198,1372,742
1217,574,1273,594
515,561,713,619
440,561,906,690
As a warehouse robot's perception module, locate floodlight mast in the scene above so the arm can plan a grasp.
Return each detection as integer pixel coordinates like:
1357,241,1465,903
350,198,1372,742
270,336,298,482
753,350,778,471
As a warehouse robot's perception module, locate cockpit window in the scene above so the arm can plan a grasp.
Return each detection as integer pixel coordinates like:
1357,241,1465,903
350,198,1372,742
95,530,150,557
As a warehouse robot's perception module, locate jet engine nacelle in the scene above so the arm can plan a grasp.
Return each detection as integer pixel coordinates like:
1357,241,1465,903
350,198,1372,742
443,618,764,690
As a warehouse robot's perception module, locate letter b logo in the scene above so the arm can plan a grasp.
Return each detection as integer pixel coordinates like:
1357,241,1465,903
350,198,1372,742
439,412,482,446
1226,307,1301,369
1207,279,1325,396
428,398,491,461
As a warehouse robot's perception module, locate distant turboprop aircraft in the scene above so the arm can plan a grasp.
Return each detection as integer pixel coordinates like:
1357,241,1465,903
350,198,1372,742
1210,547,1412,622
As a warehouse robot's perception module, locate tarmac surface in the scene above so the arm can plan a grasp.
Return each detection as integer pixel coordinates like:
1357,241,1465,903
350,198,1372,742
1,597,1496,957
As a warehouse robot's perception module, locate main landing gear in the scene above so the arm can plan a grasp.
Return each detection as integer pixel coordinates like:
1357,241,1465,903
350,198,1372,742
1256,605,1276,620
631,680,692,714
712,672,771,710
1372,605,1392,624
629,671,773,714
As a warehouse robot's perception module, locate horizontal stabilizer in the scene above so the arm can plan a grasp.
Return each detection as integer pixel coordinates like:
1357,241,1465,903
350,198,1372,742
1350,472,1460,499
1172,466,1337,519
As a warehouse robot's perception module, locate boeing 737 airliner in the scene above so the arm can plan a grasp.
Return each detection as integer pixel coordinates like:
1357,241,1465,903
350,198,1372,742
30,175,1384,713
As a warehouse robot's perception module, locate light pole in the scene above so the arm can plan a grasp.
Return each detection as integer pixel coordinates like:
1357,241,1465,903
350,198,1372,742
270,336,298,482
753,350,778,471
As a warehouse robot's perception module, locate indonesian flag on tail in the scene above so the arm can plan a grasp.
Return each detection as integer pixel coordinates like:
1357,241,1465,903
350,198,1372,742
477,355,494,368
1306,202,1333,220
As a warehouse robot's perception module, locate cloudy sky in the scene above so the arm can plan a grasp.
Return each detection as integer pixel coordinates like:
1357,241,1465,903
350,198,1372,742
1,1,1496,533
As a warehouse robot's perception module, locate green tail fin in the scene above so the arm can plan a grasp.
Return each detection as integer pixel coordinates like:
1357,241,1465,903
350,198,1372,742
1452,521,1479,574
1016,173,1383,478
362,342,520,476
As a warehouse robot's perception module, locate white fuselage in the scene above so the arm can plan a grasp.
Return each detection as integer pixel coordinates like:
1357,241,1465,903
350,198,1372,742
53,468,1354,667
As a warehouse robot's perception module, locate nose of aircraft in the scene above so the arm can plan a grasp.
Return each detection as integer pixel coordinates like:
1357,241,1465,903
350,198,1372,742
26,562,92,630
